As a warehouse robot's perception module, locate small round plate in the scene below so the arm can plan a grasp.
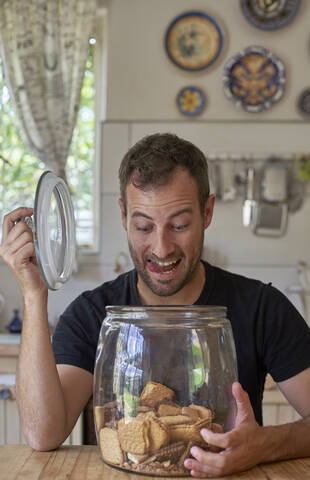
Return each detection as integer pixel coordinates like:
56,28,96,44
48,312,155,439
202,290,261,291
223,45,285,113
176,86,206,116
164,11,223,71
297,88,310,117
34,171,76,290
240,0,301,30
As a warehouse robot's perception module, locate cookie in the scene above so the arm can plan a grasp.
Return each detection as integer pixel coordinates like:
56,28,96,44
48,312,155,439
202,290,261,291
148,441,187,464
140,381,174,407
138,405,154,413
169,417,211,443
94,404,117,431
157,403,182,416
94,406,105,432
118,417,150,454
159,415,194,426
182,406,200,421
148,417,170,452
188,404,212,421
127,452,151,464
99,427,124,465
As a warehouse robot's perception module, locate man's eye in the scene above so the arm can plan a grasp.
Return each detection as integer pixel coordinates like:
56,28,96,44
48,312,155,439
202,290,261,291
172,224,187,231
136,226,152,232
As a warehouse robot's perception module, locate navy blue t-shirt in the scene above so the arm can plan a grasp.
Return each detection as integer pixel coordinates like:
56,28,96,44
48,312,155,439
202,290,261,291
52,261,310,425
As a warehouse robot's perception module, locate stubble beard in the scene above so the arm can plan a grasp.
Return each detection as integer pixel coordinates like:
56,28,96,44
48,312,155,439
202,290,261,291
128,232,204,298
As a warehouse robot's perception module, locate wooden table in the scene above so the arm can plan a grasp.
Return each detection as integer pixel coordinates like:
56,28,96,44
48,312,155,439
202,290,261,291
1,445,310,479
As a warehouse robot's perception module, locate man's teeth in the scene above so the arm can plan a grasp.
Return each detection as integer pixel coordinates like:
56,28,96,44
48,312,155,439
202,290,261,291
149,259,179,274
156,260,177,266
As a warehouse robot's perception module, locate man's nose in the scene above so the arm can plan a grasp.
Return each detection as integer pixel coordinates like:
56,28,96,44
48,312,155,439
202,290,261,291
151,228,174,259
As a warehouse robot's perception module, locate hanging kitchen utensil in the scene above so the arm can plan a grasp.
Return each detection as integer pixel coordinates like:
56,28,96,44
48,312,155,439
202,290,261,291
243,166,257,227
17,171,76,290
252,159,288,237
252,202,288,237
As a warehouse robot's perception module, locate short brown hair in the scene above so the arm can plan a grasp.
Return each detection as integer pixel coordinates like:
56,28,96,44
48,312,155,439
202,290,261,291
119,133,210,214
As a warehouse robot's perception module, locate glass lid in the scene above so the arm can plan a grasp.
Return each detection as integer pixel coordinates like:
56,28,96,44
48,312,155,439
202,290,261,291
33,171,76,290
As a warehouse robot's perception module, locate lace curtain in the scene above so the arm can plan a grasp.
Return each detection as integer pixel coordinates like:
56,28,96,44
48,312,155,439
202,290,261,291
0,0,96,182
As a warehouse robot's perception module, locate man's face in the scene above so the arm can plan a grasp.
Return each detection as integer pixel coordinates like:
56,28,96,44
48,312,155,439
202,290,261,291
119,168,215,303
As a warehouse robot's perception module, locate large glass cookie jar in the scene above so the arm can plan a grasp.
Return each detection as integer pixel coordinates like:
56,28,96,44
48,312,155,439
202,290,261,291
93,306,238,477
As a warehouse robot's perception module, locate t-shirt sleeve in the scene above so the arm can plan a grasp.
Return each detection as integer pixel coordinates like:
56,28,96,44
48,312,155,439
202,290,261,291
261,285,310,382
52,293,102,374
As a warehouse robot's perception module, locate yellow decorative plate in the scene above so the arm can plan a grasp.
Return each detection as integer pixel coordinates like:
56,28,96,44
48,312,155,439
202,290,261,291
176,86,206,116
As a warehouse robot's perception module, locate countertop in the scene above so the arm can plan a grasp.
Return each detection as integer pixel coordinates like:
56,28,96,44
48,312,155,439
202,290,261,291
1,445,310,480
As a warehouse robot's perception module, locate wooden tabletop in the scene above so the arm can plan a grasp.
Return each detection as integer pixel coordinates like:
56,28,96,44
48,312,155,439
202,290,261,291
1,445,310,479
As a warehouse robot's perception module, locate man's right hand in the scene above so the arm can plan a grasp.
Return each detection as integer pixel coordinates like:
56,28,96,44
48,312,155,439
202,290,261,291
0,207,47,297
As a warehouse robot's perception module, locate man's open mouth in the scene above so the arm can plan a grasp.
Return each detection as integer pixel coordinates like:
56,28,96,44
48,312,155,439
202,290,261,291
147,259,181,274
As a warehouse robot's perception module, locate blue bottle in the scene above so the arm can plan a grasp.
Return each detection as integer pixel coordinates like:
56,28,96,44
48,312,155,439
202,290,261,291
7,309,22,333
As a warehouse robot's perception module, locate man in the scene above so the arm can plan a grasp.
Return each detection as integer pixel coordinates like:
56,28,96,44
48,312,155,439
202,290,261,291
1,133,310,478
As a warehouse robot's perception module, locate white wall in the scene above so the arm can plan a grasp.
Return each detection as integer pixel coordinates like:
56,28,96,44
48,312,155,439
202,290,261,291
104,0,310,122
0,0,310,331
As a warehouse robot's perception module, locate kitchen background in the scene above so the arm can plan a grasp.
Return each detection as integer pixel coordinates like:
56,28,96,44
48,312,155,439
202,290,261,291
0,0,310,331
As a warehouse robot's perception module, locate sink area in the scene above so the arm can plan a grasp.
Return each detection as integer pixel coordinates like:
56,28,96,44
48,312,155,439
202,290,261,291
0,333,21,344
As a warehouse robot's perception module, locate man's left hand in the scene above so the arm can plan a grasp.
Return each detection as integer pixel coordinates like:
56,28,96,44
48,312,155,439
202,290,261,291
183,382,266,478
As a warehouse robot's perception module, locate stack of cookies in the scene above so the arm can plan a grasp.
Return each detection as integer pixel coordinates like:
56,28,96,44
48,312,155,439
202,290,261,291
95,381,222,476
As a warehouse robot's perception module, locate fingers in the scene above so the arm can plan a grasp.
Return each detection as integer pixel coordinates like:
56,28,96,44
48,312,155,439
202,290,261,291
1,207,33,241
11,239,36,267
184,449,227,478
232,382,256,424
232,382,248,404
7,226,33,252
200,427,238,449
0,209,35,271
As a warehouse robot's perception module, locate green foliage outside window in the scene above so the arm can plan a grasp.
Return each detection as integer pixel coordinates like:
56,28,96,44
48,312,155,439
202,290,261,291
0,44,95,248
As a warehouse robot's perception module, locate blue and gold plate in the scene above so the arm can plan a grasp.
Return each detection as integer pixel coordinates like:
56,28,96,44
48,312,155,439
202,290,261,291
223,45,285,113
240,0,301,31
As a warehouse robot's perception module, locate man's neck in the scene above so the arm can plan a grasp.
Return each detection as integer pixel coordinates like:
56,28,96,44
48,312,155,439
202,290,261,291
137,261,206,306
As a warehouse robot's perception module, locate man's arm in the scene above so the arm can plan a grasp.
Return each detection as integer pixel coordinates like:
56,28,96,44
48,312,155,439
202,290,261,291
17,293,93,450
183,371,310,478
0,208,92,450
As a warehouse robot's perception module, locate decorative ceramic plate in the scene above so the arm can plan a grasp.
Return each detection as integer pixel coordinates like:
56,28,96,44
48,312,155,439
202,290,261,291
176,86,206,116
297,88,310,117
164,11,223,71
240,0,301,30
223,45,285,113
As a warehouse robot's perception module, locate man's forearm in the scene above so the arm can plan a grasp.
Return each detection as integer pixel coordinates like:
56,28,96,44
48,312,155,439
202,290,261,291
16,293,67,451
260,416,310,463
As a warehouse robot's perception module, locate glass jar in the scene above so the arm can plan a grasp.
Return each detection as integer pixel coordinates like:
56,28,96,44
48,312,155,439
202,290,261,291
93,306,238,477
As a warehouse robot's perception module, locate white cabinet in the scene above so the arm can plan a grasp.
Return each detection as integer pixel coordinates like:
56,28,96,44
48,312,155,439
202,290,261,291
0,341,83,446
0,385,83,445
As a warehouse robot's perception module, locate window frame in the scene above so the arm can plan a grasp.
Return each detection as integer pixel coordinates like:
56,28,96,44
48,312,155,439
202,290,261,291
0,14,106,258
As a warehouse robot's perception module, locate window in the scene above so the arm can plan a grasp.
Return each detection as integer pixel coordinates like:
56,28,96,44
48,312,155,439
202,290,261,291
0,38,99,251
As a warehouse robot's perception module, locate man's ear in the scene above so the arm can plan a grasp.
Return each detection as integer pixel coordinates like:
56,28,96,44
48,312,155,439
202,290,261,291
203,194,216,229
118,198,127,231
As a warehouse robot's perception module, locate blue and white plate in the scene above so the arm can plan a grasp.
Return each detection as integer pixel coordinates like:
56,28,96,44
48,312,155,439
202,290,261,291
165,11,223,72
176,86,206,116
223,45,285,113
297,88,310,117
240,0,301,30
